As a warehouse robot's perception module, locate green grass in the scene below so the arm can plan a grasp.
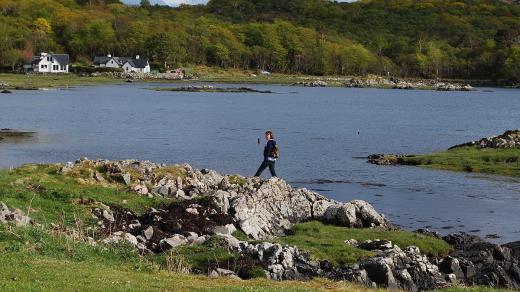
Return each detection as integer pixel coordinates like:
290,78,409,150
0,164,168,227
153,165,189,181
0,225,387,292
277,221,452,267
396,146,520,176
0,73,118,89
228,175,248,186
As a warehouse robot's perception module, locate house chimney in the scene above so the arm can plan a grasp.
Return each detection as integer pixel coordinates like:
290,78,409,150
41,52,47,56
135,55,140,60
107,54,112,58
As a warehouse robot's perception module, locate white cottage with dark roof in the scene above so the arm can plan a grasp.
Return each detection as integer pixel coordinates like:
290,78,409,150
32,52,69,73
93,54,150,73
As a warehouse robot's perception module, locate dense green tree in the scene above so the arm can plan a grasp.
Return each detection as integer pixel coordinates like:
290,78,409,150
1,0,520,81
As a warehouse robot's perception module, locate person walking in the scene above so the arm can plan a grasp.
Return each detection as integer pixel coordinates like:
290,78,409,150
254,130,278,177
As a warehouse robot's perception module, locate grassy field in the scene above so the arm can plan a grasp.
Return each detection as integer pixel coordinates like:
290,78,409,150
277,221,452,267
0,225,386,292
0,73,118,90
390,146,520,176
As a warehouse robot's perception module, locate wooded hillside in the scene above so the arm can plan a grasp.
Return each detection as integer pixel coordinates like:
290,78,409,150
1,0,520,81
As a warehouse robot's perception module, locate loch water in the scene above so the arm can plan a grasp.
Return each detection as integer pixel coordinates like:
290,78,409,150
1,82,519,242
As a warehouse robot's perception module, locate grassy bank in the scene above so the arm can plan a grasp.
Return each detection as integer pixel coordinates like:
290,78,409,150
0,73,118,90
383,146,520,176
277,221,452,267
0,225,380,292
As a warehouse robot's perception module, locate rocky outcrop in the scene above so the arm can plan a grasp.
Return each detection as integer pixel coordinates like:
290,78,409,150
97,69,189,80
225,233,520,291
342,241,447,291
449,129,520,149
367,154,413,166
442,233,520,290
62,158,391,240
293,81,328,87
322,200,389,228
69,158,520,291
153,86,274,93
343,76,473,91
0,202,32,225
93,198,233,253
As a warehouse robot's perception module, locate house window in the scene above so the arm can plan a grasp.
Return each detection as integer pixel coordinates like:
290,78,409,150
60,65,65,70
53,65,59,70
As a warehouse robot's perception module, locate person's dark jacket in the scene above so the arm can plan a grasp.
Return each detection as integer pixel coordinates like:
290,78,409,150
263,140,277,161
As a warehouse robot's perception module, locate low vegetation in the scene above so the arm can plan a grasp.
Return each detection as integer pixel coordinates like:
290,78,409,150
1,164,168,226
395,146,520,176
277,221,452,267
0,73,116,90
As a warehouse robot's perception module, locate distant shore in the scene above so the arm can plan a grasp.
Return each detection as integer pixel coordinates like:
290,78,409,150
0,70,503,91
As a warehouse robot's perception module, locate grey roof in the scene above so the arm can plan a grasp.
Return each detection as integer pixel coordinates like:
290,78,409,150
124,58,149,69
93,56,128,66
93,56,148,68
93,56,112,65
53,54,69,65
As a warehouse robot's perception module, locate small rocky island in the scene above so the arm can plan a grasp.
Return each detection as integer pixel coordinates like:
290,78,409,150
293,76,474,91
0,128,35,142
368,130,520,176
3,158,519,291
150,85,274,93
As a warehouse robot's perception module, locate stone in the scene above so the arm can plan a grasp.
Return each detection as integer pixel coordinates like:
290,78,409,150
175,189,189,199
102,232,138,247
102,209,115,222
0,202,32,226
160,234,188,249
185,208,199,215
438,256,464,279
94,172,106,182
186,232,199,242
211,224,237,235
133,183,149,195
143,226,154,240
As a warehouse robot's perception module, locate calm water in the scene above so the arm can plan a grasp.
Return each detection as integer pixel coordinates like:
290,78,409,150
1,83,520,243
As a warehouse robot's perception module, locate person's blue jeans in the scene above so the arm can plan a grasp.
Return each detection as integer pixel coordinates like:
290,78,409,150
255,160,277,177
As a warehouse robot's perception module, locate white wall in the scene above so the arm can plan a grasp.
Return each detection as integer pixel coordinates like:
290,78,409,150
101,59,120,68
122,63,151,73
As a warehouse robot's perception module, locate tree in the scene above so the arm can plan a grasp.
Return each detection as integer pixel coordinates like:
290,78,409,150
140,0,151,8
33,18,51,34
3,48,23,71
504,45,520,82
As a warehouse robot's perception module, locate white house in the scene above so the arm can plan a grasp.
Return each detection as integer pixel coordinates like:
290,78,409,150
32,52,69,73
93,54,123,68
93,54,150,73
122,56,150,73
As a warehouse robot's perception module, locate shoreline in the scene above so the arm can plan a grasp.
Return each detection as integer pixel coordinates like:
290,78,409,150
0,72,509,91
